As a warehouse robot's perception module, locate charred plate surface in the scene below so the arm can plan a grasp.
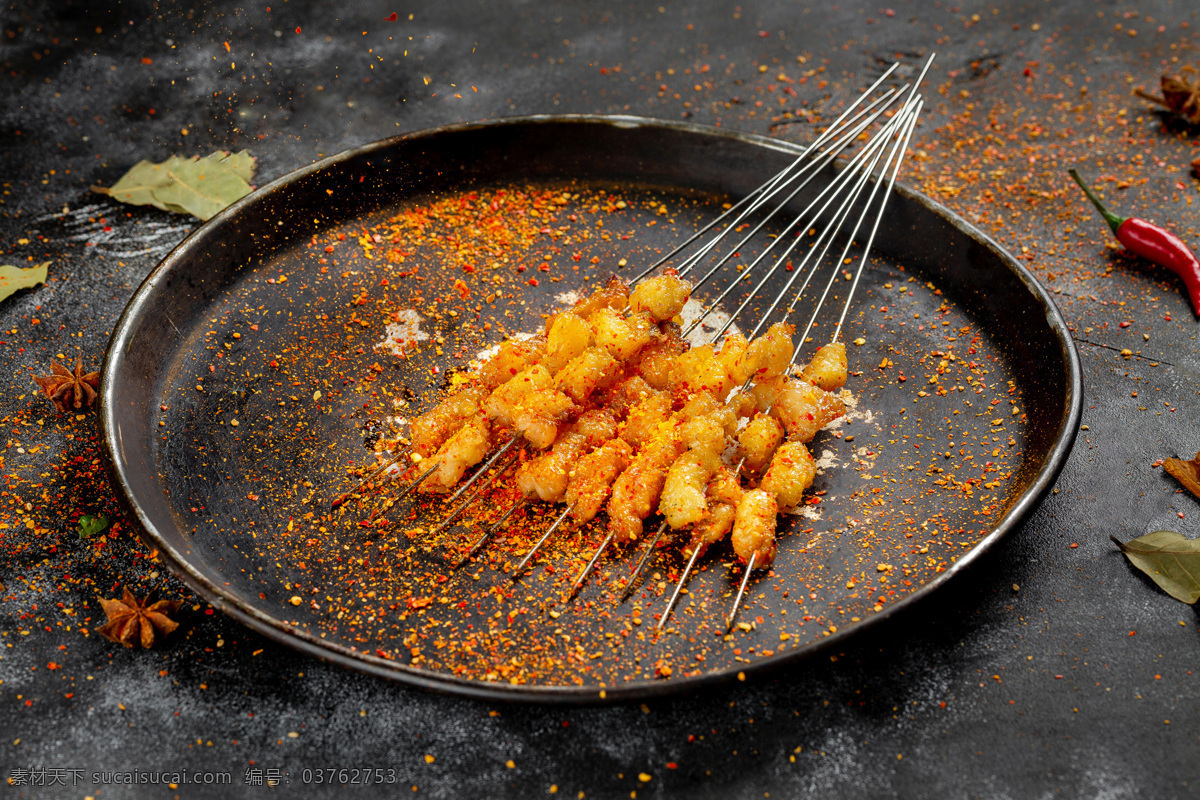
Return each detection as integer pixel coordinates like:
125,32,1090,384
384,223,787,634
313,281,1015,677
101,117,1080,701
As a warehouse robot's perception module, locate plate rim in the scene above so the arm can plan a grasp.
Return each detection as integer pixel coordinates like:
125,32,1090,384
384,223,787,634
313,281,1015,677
99,114,1083,704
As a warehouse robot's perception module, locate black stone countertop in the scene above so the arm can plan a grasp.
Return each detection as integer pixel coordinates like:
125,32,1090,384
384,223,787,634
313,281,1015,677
2,1,1199,797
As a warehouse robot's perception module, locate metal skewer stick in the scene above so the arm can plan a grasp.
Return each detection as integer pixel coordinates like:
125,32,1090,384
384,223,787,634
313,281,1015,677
431,453,518,535
453,496,527,570
331,445,412,509
656,543,706,631
674,87,908,293
725,552,758,632
788,99,924,361
687,98,915,341
631,61,903,284
620,520,669,600
568,530,614,599
394,462,439,501
442,435,522,507
692,55,934,341
831,100,925,343
723,98,926,633
509,503,575,580
668,87,905,286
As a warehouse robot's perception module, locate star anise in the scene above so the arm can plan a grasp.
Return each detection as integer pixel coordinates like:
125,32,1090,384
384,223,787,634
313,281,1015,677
1136,73,1200,125
97,587,181,649
32,357,100,412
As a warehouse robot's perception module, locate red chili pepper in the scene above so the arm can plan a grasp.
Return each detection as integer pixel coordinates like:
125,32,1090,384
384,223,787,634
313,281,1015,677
1069,169,1200,316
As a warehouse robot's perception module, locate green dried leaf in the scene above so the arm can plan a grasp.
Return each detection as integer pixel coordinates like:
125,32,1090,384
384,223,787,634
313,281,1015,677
77,513,109,540
1111,530,1200,604
201,149,256,183
91,150,256,221
0,262,48,304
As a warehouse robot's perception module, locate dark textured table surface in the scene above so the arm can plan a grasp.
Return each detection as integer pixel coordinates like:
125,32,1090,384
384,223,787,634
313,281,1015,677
2,1,1199,797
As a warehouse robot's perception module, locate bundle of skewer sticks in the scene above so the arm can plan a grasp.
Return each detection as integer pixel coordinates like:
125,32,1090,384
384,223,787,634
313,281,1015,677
333,55,932,632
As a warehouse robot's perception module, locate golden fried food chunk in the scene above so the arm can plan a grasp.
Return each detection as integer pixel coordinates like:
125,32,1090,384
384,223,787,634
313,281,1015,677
743,322,795,380
659,449,721,529
567,438,633,523
421,415,492,493
544,312,594,374
478,335,546,389
717,332,751,384
668,344,736,398
620,393,673,448
608,433,686,543
511,388,575,450
628,324,687,391
732,489,778,565
572,408,619,445
749,375,845,443
515,427,592,502
546,277,630,334
679,391,738,436
730,391,757,418
679,416,726,455
737,414,785,474
687,502,735,559
629,273,691,322
409,386,487,456
707,465,745,508
801,342,848,391
554,346,619,404
592,308,657,361
484,364,553,428
596,375,660,419
685,465,744,556
759,441,816,510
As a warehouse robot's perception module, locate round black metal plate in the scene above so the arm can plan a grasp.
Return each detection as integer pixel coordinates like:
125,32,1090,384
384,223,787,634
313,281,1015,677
100,116,1081,703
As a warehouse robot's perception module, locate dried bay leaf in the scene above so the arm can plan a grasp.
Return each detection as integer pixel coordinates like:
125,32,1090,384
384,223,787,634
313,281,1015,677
1163,452,1200,500
1111,530,1200,604
92,150,256,221
201,149,255,182
0,261,49,304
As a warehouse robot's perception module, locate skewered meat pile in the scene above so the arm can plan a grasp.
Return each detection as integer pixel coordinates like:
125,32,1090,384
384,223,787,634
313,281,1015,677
357,272,849,594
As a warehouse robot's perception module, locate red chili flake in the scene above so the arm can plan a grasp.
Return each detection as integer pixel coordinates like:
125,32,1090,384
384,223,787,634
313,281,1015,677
383,12,398,21
1118,321,1131,328
1129,631,1137,636
666,762,678,769
1165,314,1173,321
295,26,301,34
1069,542,1078,548
1054,674,1063,679
454,279,471,300
141,57,153,65
528,278,539,286
758,30,770,37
